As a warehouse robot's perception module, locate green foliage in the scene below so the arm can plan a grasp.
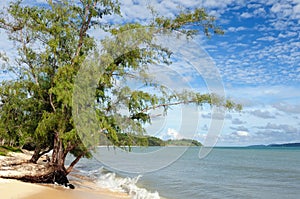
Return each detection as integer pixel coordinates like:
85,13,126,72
0,145,22,156
0,0,121,167
0,80,40,146
165,139,202,146
1,145,23,153
113,133,149,150
147,136,165,146
153,8,224,38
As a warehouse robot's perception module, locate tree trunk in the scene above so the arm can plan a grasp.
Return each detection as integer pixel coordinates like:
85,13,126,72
29,147,41,163
51,132,66,166
40,131,73,187
52,131,59,165
29,146,53,163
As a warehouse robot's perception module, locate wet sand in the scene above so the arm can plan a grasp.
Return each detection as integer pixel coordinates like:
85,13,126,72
0,179,129,199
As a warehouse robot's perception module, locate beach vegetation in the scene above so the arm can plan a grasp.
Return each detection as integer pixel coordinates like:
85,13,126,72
0,145,22,156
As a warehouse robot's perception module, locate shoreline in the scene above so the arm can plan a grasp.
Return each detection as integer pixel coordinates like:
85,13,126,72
0,178,130,199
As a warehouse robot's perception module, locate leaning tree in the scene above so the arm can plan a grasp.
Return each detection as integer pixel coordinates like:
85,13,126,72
0,0,241,184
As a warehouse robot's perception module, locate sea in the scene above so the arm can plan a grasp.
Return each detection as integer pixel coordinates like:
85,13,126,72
68,146,300,199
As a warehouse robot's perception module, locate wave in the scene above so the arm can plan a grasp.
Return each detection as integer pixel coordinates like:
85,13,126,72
71,157,161,199
96,171,160,199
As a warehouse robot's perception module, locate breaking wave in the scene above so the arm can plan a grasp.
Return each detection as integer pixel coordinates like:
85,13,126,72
96,171,160,199
73,167,160,199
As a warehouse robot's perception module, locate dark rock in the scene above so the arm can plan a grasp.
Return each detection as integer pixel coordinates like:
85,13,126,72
68,184,75,189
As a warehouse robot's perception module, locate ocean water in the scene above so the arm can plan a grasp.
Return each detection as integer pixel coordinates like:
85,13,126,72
71,147,300,199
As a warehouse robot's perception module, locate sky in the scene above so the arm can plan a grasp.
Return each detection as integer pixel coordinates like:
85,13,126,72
1,0,300,146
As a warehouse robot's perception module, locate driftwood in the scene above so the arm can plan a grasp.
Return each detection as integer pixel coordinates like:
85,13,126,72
0,152,74,189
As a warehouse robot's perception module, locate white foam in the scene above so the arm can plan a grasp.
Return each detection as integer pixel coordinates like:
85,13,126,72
96,172,160,199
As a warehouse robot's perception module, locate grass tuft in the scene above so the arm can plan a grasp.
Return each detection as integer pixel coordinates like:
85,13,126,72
0,146,23,156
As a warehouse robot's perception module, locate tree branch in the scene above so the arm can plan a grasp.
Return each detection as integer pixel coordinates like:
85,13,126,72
71,1,96,67
66,152,85,174
141,100,195,113
49,92,56,112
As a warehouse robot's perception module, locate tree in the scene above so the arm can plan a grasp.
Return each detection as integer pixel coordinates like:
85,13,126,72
0,0,241,185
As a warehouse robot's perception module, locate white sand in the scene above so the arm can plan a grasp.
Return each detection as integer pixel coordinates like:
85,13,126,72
0,178,130,199
0,179,49,199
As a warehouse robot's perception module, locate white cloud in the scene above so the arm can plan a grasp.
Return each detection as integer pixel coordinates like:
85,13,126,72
270,3,282,13
160,128,183,140
202,0,234,9
273,103,300,114
240,12,253,18
231,118,245,125
227,26,247,32
201,112,232,120
294,3,300,12
247,3,262,9
293,3,300,19
256,123,298,132
0,0,11,7
230,125,249,131
254,7,267,17
278,31,298,38
257,36,277,41
236,131,249,137
270,3,293,18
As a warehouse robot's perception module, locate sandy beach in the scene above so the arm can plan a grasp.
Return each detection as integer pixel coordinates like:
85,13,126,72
0,178,130,199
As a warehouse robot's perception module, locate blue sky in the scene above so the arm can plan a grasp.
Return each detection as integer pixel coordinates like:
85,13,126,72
1,0,300,146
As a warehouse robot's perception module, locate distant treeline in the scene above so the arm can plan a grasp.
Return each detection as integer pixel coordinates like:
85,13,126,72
165,139,202,146
99,133,202,147
268,143,300,147
248,142,300,148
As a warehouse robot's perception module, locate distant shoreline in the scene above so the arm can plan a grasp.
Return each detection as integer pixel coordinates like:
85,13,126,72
214,142,300,148
248,142,300,148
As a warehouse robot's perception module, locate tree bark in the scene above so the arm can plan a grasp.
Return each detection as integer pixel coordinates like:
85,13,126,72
52,131,61,166
29,147,41,163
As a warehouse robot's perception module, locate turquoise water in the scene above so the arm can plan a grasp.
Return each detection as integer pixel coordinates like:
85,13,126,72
73,147,300,199
140,147,300,199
